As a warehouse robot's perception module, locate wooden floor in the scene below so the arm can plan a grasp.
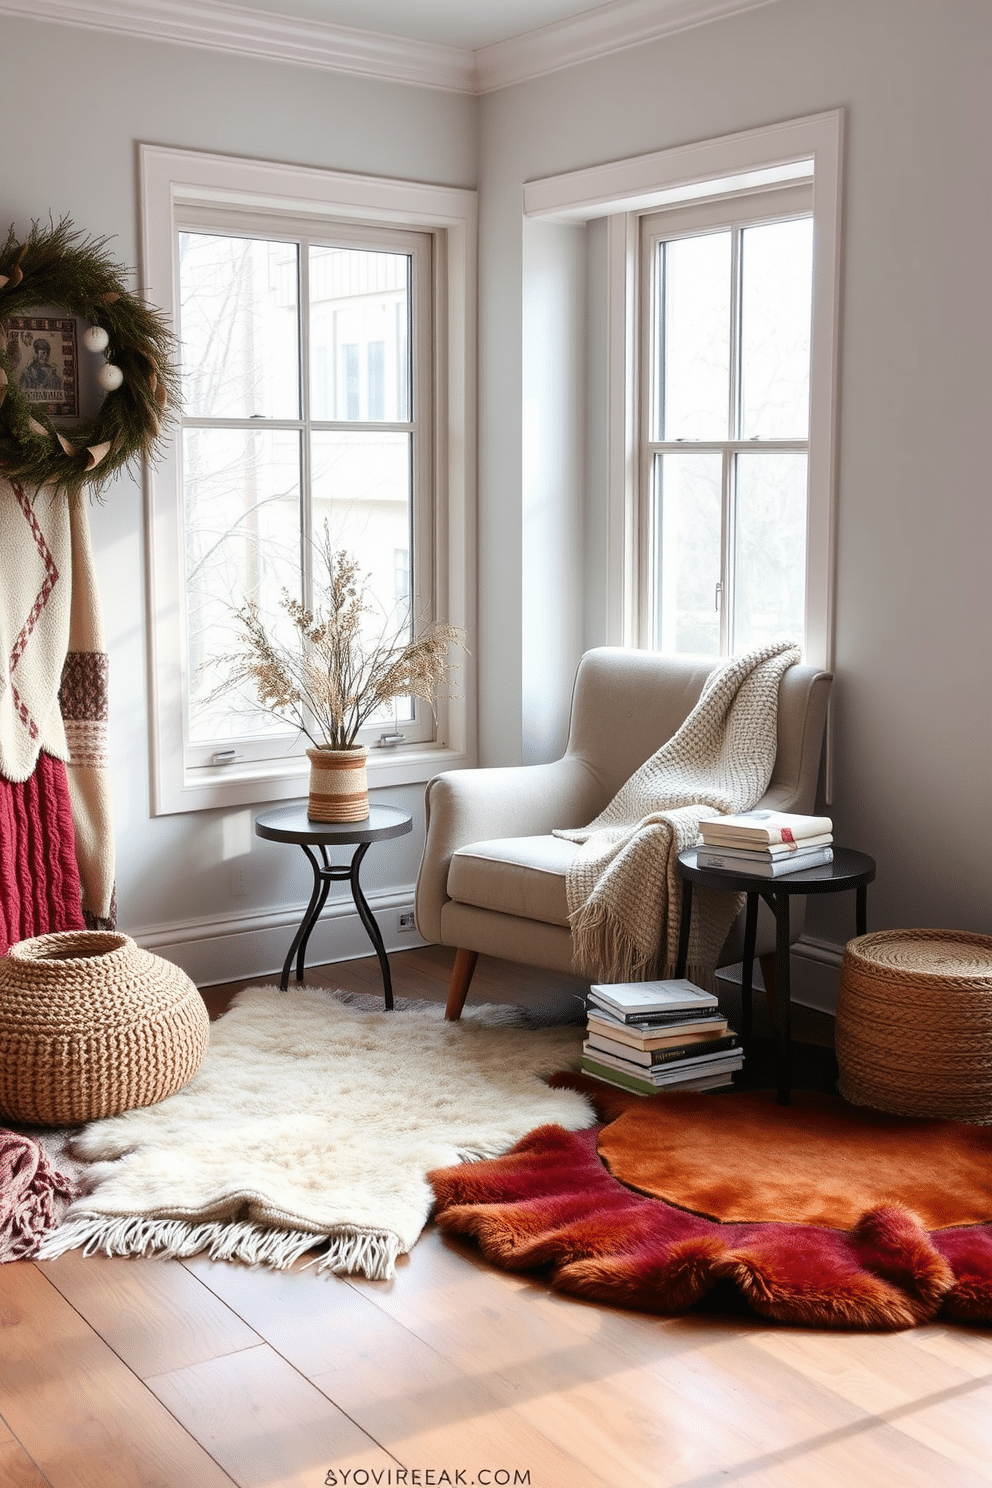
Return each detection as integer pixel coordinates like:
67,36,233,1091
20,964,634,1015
3,946,992,1488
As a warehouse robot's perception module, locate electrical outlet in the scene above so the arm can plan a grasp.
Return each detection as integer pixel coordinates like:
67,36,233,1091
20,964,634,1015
397,912,416,932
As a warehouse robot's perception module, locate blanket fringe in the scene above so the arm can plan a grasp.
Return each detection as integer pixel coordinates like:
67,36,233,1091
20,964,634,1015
570,903,656,983
36,1211,402,1279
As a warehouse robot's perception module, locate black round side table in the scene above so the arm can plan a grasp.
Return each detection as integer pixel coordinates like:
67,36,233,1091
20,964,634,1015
674,846,876,1105
255,803,414,1008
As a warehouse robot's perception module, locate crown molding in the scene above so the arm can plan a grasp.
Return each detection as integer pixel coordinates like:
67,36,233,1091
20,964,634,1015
476,0,780,92
0,0,476,93
0,0,781,94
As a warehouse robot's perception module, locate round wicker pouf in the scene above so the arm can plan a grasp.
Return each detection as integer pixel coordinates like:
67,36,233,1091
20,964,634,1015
836,928,992,1123
0,930,209,1126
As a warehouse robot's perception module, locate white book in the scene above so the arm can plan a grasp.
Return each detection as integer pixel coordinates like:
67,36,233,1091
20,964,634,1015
694,832,833,860
698,810,832,846
696,846,834,878
588,978,718,1016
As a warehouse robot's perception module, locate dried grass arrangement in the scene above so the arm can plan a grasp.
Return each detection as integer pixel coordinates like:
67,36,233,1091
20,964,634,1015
217,526,463,752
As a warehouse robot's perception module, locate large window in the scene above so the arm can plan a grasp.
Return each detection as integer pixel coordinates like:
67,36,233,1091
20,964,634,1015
178,217,433,764
523,110,842,672
141,146,476,814
640,188,813,655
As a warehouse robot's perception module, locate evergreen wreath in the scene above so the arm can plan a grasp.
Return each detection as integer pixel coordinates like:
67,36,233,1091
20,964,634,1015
0,217,180,496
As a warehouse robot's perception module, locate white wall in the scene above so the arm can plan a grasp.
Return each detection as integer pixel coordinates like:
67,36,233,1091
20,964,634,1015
478,0,992,997
6,0,991,997
1,14,476,982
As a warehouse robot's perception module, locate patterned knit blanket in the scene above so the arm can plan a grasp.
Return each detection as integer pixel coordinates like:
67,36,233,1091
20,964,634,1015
555,641,801,985
0,1128,76,1262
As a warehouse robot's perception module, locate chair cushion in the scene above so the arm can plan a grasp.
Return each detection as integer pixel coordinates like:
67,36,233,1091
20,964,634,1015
446,836,578,927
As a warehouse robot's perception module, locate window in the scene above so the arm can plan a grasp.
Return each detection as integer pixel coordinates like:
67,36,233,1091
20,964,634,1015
640,188,813,655
178,218,432,764
141,146,477,814
522,110,842,672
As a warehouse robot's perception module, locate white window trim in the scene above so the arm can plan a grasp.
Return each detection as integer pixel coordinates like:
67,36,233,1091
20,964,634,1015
522,110,843,672
140,144,477,815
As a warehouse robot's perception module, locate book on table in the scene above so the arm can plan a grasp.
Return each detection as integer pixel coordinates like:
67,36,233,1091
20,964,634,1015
585,1009,730,1047
697,810,832,847
696,845,834,877
588,978,718,1017
696,833,833,861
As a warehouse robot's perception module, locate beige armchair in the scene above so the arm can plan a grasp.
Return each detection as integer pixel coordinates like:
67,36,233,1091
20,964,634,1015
415,647,832,1019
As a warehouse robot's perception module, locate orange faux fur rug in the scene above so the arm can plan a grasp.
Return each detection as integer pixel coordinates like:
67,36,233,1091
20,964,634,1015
430,1076,992,1330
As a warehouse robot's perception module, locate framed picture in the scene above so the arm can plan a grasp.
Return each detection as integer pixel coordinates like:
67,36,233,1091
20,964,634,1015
5,315,79,418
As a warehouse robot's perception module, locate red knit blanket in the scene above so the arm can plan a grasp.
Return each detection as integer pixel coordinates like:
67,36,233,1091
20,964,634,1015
0,750,84,955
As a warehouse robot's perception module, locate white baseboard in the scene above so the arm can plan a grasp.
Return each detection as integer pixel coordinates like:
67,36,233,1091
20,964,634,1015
129,887,426,988
716,934,844,1017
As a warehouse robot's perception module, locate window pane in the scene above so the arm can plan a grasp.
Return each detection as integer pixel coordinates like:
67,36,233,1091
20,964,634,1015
309,247,410,423
739,218,813,439
179,233,300,420
311,429,414,725
732,450,807,652
653,451,722,653
184,427,302,743
660,232,731,441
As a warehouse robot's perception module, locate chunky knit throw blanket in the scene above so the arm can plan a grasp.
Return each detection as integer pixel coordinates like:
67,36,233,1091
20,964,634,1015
0,1128,76,1263
555,641,801,985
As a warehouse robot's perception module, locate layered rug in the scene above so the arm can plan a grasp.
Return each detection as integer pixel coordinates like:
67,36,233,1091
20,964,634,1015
430,1076,992,1329
37,987,592,1279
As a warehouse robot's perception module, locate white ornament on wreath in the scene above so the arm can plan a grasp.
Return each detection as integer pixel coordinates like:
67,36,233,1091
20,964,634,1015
83,325,110,353
96,363,124,391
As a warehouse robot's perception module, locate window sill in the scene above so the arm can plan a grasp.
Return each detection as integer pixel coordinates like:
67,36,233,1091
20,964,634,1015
154,742,472,816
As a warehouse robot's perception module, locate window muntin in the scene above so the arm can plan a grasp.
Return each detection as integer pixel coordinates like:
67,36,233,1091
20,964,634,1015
642,194,813,657
176,217,433,768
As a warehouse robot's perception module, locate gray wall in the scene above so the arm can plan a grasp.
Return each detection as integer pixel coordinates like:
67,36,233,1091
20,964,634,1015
4,0,990,992
478,0,992,989
1,14,476,980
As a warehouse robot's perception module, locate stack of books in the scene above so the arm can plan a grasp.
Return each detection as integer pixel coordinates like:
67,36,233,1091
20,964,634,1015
581,979,743,1096
696,810,834,877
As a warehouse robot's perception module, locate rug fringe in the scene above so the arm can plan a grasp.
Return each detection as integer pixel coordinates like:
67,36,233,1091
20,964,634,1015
36,1212,402,1278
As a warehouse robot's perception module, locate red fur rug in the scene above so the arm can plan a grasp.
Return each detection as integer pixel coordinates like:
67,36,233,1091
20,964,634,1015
429,1076,992,1330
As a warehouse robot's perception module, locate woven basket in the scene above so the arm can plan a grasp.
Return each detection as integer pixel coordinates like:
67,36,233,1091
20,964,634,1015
0,930,209,1126
836,928,992,1123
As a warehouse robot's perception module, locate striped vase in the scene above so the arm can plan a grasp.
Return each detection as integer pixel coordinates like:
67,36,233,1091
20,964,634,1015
306,745,369,823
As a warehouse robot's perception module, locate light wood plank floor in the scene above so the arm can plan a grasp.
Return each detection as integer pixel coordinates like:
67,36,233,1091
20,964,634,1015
3,945,991,1488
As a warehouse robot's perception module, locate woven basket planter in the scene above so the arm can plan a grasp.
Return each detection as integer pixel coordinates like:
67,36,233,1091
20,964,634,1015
0,930,209,1127
836,928,992,1123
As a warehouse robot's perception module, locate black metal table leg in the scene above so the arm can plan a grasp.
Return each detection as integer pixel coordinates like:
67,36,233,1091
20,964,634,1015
674,878,693,977
280,843,327,991
856,884,868,937
294,844,334,985
773,891,793,1105
740,892,759,1041
348,841,394,1010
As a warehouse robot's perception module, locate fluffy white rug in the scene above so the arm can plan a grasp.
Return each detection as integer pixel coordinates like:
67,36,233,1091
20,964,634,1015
38,986,591,1279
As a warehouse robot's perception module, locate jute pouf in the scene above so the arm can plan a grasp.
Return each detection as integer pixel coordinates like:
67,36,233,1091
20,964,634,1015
836,929,992,1124
0,930,209,1127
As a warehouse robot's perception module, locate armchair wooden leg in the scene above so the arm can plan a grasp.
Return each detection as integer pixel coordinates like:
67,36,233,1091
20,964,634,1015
445,948,479,1021
759,951,778,1032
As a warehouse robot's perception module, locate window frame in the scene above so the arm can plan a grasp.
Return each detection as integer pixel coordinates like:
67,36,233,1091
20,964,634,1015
522,110,843,673
638,184,814,655
140,145,477,816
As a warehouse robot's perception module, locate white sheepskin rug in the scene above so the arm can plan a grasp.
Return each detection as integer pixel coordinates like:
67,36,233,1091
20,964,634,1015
37,986,592,1279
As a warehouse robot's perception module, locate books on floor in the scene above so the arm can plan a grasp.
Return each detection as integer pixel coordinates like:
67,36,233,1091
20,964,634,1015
696,810,833,877
588,978,719,1018
580,980,743,1096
